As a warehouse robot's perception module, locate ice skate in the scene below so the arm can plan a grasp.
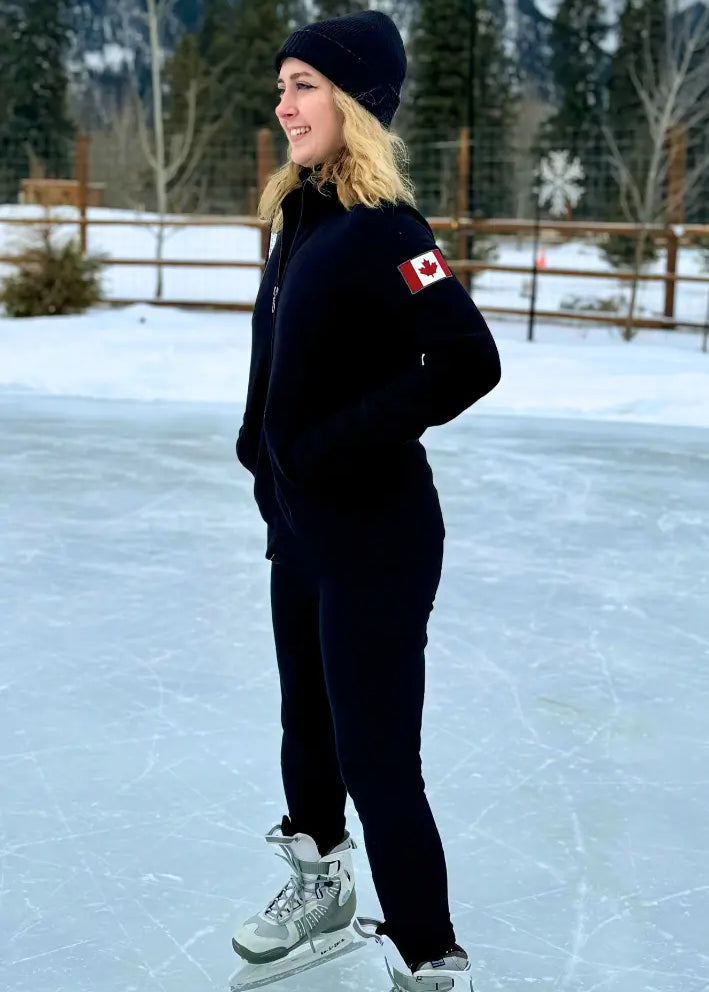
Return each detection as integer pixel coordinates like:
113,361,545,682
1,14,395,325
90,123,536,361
354,917,474,992
229,821,360,990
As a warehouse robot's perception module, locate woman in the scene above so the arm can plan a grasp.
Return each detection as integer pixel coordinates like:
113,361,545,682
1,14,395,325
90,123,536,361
233,11,500,991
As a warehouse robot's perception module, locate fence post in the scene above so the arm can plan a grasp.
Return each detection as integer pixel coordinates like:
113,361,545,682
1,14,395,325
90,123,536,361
664,227,679,326
75,134,89,255
257,129,276,270
665,124,687,324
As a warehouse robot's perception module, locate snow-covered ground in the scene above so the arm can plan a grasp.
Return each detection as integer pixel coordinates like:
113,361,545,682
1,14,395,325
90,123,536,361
472,237,709,330
1,303,708,428
1,215,709,992
0,205,262,305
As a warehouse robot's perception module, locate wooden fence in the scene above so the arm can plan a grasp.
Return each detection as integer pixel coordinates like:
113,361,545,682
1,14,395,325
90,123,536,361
3,129,709,328
438,217,709,331
2,210,709,330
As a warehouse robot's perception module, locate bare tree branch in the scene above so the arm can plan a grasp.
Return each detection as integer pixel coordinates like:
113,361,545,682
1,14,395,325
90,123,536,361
133,87,159,172
604,0,709,337
683,157,709,208
89,98,152,210
602,124,644,219
171,118,220,197
165,78,199,184
132,0,179,28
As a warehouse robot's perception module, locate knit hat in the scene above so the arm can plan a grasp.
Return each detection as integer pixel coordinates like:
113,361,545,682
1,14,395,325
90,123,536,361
275,11,407,129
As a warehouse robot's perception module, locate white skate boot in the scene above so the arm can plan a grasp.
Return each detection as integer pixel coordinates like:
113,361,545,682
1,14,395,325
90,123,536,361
229,823,360,990
354,917,474,991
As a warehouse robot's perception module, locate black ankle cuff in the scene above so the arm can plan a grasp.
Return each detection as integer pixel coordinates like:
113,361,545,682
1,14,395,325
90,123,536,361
281,815,345,857
382,921,458,974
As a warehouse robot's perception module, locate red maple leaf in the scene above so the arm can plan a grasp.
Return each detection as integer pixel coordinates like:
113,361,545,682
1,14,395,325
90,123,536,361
419,257,438,278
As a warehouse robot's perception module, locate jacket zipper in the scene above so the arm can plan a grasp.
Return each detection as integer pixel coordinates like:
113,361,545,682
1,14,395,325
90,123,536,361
270,184,305,352
265,185,306,531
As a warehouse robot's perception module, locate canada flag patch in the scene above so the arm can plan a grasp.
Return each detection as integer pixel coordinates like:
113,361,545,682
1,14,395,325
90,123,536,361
398,248,452,294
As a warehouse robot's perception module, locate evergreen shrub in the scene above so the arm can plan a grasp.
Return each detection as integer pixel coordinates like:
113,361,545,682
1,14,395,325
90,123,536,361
600,233,658,270
0,227,105,318
691,237,709,272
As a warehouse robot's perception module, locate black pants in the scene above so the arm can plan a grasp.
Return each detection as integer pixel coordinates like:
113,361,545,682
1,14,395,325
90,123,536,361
268,491,456,968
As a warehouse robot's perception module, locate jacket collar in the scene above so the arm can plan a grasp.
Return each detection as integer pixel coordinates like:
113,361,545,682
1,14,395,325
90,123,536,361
280,167,343,225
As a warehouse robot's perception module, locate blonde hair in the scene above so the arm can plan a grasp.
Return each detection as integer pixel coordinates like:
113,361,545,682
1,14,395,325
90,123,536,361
259,86,416,231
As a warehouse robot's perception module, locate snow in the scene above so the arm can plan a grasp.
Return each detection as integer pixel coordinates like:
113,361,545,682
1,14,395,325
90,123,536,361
1,302,707,428
533,0,709,55
471,238,709,332
83,42,135,73
0,205,263,306
0,305,253,405
1,210,709,992
1,205,708,426
2,204,708,320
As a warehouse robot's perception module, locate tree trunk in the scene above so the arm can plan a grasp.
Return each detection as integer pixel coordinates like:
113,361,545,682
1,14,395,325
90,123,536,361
147,0,167,300
624,226,649,341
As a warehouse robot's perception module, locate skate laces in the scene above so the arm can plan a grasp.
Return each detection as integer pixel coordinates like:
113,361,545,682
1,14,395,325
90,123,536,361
263,849,318,919
263,828,337,951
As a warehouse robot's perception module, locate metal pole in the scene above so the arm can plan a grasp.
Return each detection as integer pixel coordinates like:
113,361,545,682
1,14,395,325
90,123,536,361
75,134,89,255
466,0,475,271
457,127,470,265
528,178,540,343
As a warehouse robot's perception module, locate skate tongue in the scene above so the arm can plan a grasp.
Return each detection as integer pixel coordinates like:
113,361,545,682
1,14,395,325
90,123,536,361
285,832,321,863
266,824,321,863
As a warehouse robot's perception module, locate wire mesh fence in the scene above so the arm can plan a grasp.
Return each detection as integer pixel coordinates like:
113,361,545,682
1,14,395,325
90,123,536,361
3,122,709,222
1,125,709,329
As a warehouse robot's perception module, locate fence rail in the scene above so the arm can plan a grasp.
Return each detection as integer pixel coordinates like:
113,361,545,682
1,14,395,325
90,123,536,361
2,211,709,331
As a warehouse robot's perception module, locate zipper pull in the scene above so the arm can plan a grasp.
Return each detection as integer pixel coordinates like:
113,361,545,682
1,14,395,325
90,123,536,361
272,285,279,314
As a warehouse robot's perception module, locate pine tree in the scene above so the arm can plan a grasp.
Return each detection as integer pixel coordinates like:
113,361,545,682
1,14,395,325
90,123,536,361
683,3,709,224
186,0,299,211
174,0,205,34
197,0,236,76
538,0,608,217
604,0,667,217
0,0,75,202
311,0,367,18
545,0,607,151
166,32,209,140
227,0,301,128
609,0,667,127
163,31,213,212
407,0,516,217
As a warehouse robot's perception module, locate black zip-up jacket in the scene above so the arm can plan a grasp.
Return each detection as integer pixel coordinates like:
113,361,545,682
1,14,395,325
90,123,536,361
236,172,501,557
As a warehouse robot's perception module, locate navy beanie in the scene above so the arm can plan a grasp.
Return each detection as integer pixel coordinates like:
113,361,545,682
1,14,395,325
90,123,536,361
275,11,407,128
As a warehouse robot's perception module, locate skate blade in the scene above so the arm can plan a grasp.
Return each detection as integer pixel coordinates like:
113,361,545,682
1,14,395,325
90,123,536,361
229,928,365,990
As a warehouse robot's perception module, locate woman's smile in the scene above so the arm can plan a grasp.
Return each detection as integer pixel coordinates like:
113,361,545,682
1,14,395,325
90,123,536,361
288,126,312,143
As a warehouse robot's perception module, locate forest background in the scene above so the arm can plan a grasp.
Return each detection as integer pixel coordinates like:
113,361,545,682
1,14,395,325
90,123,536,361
1,0,708,231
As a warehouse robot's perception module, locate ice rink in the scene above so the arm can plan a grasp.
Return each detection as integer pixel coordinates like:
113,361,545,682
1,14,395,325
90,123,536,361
2,393,708,992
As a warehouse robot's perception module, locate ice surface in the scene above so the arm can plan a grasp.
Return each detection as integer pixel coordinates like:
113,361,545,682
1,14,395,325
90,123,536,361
1,395,709,992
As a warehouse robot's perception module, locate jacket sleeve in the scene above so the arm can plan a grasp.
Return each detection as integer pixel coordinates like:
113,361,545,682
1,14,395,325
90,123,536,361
235,422,256,475
287,209,501,480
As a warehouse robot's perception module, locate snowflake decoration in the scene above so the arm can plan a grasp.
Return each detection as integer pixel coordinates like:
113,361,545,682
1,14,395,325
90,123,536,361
537,150,586,217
